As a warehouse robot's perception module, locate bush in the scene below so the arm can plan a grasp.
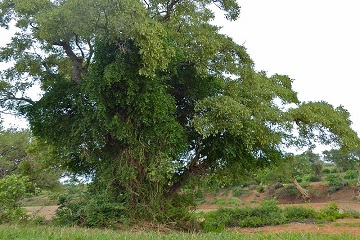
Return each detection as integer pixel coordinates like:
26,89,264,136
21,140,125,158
200,200,286,231
0,175,31,209
54,195,128,228
284,207,316,222
322,168,331,174
199,201,347,232
344,170,358,180
0,175,33,224
315,202,344,223
0,207,28,224
305,175,321,182
343,208,360,219
326,174,344,194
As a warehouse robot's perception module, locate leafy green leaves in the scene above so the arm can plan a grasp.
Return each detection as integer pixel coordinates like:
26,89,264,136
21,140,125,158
1,0,360,222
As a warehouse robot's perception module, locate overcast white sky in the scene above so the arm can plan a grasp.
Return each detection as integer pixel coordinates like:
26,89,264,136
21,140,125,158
1,1,360,138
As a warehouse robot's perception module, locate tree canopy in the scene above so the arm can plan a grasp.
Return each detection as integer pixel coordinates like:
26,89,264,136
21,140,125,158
1,0,359,222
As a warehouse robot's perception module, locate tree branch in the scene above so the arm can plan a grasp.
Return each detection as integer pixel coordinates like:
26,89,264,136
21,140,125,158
85,39,93,70
142,0,150,9
162,0,183,20
1,91,35,105
74,34,85,60
54,40,86,84
168,138,204,195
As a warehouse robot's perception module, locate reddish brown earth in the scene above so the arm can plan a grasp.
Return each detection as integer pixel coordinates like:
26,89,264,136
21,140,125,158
25,182,360,235
234,218,360,236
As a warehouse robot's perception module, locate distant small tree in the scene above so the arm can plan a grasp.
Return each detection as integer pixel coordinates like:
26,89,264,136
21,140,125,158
256,150,322,185
294,150,323,180
323,149,358,171
0,128,61,190
0,128,29,178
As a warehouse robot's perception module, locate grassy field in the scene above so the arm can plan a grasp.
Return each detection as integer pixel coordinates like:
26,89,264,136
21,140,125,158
0,225,358,240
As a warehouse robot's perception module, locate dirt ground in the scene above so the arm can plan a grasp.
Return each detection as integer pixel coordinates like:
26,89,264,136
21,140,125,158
25,182,360,235
24,206,58,220
234,218,360,236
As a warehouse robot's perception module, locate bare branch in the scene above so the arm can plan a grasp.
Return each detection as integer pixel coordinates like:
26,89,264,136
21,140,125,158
142,0,150,9
84,39,93,70
74,33,85,60
1,91,35,105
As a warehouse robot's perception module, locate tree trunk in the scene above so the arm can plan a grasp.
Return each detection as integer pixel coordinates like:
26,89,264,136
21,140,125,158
293,176,310,202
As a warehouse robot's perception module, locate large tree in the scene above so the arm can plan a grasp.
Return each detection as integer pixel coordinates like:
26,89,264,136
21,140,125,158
1,0,359,221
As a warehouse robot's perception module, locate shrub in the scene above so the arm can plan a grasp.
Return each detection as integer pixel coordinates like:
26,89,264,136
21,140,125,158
344,170,358,180
200,200,286,231
54,195,128,228
326,174,344,194
0,175,32,224
305,175,321,182
284,207,316,222
199,201,347,232
0,175,31,209
315,202,344,223
256,185,265,193
343,208,360,219
322,168,331,174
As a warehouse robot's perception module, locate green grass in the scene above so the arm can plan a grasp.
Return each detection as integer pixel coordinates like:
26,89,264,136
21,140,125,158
206,197,244,207
21,194,57,207
0,225,359,240
334,222,360,227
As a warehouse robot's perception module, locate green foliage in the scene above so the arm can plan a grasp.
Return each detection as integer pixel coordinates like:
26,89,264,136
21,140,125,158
0,128,61,191
200,200,286,231
0,207,28,224
200,201,345,232
2,0,360,225
326,174,344,194
323,149,360,171
315,202,344,223
344,170,358,180
0,174,31,209
255,150,324,185
256,185,265,193
283,206,316,222
342,208,360,219
305,175,322,182
0,128,29,178
0,174,32,223
54,195,128,228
